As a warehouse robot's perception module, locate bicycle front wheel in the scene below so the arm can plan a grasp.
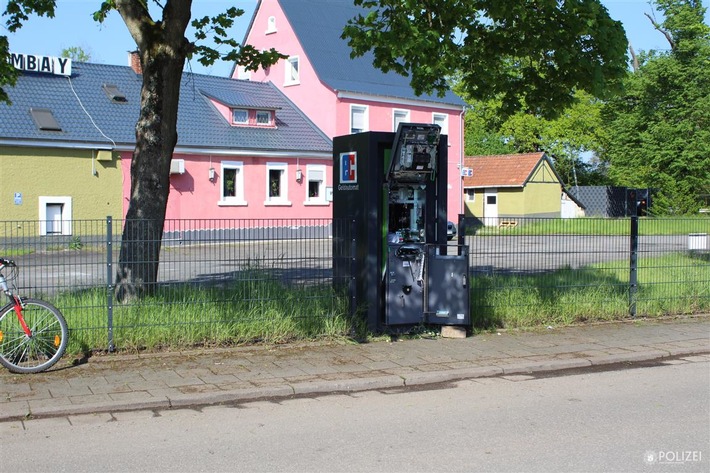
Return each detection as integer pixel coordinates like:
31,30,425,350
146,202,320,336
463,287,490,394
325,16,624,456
0,298,68,374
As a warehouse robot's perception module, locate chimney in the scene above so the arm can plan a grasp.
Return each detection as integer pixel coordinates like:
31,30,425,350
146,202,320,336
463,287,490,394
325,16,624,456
128,50,142,74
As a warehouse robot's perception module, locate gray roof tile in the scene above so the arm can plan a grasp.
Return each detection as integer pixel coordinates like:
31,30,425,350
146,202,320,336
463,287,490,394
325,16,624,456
275,0,465,107
0,61,332,153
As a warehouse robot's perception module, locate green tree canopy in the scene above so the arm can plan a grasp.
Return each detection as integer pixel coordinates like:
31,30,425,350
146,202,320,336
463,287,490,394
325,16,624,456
600,0,710,214
343,0,628,119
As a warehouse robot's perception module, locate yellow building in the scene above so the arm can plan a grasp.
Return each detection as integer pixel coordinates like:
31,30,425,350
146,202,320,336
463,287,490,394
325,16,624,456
462,153,582,226
0,146,122,236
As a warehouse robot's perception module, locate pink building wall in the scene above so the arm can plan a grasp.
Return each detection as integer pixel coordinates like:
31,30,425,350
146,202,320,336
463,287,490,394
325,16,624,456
240,0,466,219
120,153,332,224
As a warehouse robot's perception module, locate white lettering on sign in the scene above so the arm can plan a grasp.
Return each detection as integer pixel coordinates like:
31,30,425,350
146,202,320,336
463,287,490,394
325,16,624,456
10,53,72,76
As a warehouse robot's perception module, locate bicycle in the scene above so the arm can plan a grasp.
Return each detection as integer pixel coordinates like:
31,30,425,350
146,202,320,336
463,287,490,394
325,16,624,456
0,258,68,373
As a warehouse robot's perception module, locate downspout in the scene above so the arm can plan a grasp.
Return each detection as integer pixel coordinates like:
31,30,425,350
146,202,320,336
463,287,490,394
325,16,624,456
459,107,466,215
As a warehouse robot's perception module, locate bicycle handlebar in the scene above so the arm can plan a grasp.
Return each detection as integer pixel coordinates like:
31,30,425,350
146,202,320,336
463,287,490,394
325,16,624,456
0,258,16,268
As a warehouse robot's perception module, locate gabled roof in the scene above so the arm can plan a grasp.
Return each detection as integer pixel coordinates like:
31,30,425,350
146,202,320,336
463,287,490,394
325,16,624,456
0,61,332,154
463,153,560,188
248,0,465,107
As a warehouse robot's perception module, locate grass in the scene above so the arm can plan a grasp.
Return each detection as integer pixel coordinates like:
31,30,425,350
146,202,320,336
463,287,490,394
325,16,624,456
470,252,709,329
56,278,356,355
468,216,709,236
44,250,708,355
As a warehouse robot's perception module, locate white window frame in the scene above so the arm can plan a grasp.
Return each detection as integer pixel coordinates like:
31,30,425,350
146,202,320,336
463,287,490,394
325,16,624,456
304,164,328,206
465,189,475,202
350,105,368,134
432,113,449,136
218,161,247,206
266,16,277,34
256,110,272,126
236,65,251,80
265,162,291,206
232,109,248,125
393,109,410,131
284,56,300,86
38,196,72,236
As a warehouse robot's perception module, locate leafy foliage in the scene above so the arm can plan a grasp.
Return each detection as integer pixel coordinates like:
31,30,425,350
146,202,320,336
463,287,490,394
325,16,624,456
459,87,610,187
0,0,56,103
600,0,710,214
343,0,628,119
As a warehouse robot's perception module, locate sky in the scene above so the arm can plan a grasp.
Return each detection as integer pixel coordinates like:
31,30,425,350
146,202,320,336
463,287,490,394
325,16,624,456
0,0,701,78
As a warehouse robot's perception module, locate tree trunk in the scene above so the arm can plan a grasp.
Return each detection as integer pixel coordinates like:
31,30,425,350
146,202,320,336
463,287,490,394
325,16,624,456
115,46,186,302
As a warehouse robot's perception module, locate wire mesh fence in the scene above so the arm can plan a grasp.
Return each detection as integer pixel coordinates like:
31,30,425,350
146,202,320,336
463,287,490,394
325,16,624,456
1,216,708,351
462,216,709,328
1,218,355,351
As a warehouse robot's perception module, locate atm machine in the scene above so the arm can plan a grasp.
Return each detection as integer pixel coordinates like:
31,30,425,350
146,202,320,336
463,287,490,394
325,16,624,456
333,123,469,332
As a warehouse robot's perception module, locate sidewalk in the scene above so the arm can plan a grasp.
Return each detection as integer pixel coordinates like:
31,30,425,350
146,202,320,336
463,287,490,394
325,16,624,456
1,316,709,422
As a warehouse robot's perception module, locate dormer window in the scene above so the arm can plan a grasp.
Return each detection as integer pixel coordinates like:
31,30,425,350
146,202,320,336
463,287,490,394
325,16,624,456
232,109,248,124
256,110,272,125
230,108,275,127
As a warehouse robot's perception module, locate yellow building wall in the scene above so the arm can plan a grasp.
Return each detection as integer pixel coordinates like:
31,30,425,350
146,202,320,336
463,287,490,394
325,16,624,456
463,160,562,220
0,147,123,235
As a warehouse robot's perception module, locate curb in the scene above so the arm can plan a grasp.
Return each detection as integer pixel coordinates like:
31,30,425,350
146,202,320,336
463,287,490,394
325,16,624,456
3,347,708,423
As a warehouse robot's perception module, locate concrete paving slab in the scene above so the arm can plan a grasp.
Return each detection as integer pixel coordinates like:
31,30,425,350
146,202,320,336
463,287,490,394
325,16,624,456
0,316,706,423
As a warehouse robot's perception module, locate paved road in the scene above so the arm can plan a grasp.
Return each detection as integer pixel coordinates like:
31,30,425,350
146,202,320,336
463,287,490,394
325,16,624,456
9,234,692,295
2,361,708,472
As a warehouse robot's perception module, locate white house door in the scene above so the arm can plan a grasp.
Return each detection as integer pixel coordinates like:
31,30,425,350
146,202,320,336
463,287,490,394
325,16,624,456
46,204,63,234
484,188,498,226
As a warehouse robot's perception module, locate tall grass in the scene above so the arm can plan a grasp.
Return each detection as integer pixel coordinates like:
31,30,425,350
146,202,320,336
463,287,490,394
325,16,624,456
57,278,354,354
470,252,709,329
44,250,709,353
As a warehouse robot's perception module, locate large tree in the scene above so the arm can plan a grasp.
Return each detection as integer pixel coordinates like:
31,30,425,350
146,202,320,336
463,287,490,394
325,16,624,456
343,0,629,119
1,1,283,300
600,0,710,214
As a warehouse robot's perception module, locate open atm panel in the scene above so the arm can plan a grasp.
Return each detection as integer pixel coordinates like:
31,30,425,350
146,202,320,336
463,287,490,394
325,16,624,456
387,123,441,184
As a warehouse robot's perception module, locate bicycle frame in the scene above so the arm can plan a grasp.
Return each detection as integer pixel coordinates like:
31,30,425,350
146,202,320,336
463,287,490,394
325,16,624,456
0,265,32,339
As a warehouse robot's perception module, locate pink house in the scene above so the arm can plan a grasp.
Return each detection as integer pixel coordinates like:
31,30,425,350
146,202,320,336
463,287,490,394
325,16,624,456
236,0,467,220
120,55,333,227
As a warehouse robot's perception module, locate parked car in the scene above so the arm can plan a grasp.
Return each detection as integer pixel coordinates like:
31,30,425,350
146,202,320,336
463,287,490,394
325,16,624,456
447,221,457,240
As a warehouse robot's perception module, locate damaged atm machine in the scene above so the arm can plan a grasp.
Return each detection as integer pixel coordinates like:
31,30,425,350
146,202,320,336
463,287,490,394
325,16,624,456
333,123,470,334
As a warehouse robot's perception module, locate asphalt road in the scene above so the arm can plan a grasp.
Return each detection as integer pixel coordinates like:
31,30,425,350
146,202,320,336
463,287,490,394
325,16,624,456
2,360,708,472
9,234,692,295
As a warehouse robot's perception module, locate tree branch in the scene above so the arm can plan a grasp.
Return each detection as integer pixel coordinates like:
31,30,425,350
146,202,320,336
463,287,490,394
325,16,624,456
644,12,675,50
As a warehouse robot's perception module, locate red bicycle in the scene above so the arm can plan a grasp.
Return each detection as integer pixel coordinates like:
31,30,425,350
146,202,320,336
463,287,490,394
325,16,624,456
0,258,68,373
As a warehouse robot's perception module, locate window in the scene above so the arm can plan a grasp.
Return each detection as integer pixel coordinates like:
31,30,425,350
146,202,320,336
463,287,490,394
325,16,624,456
432,113,448,136
266,16,277,34
256,110,272,126
305,164,327,205
30,108,61,131
39,196,72,236
465,189,475,202
232,109,248,124
219,161,246,206
236,65,251,80
285,56,299,85
393,109,410,131
265,163,291,205
102,84,127,103
350,105,368,133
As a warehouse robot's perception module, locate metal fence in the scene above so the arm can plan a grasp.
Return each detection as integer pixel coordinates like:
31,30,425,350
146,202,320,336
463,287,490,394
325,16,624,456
1,216,708,351
461,216,709,327
1,218,355,351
